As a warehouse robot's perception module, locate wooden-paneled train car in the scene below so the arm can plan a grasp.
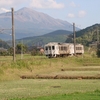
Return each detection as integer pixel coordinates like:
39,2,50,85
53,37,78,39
44,42,84,58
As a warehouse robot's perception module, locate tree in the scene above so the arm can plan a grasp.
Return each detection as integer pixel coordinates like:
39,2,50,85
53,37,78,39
97,44,100,57
8,47,13,56
16,43,27,54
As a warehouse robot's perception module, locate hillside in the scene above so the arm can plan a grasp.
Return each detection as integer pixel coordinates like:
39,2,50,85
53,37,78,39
0,7,79,40
0,39,10,49
65,24,100,46
16,30,72,46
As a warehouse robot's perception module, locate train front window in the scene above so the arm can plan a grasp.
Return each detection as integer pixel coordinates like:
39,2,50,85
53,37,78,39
64,47,67,50
76,47,82,50
45,46,48,50
49,46,51,50
52,46,55,50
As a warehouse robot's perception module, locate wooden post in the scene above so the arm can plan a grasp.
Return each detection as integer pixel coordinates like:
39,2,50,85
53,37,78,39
11,8,16,62
73,23,76,56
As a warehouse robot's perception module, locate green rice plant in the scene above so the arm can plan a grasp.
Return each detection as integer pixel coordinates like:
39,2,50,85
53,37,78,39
0,79,100,99
8,90,100,100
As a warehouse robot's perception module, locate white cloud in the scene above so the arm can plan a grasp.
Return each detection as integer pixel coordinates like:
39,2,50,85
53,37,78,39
67,10,86,18
0,0,27,13
78,10,86,17
0,0,13,6
0,0,28,6
30,0,64,9
67,13,75,18
0,8,10,13
70,1,77,7
0,0,64,13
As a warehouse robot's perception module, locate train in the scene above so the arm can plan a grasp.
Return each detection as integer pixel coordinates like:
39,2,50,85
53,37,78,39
44,42,84,58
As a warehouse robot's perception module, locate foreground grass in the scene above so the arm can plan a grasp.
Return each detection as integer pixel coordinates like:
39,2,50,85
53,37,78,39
0,79,100,100
0,55,100,99
10,91,100,100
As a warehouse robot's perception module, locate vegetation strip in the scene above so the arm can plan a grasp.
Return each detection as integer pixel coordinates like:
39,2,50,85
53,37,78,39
9,91,100,100
61,68,100,71
83,63,100,66
20,75,100,79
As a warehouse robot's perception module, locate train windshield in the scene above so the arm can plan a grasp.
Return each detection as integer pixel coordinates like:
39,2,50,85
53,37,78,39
49,46,51,50
45,46,48,50
45,46,55,50
52,46,55,50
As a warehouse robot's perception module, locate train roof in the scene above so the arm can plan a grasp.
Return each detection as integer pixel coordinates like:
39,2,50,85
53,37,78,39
44,42,58,46
45,42,83,46
45,42,73,46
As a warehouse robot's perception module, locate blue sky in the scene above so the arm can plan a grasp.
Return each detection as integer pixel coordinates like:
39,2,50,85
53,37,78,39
0,0,100,29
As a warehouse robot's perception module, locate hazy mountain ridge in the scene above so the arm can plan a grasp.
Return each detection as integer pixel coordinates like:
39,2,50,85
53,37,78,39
0,7,77,39
17,30,72,46
1,24,100,48
65,24,100,46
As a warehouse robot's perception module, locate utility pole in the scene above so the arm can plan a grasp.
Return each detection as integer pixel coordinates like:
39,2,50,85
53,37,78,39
97,28,99,44
73,23,76,56
21,39,23,59
11,8,16,62
96,28,100,51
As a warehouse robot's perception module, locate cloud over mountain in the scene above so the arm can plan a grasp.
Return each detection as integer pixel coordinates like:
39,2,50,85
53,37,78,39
30,0,64,9
0,0,64,13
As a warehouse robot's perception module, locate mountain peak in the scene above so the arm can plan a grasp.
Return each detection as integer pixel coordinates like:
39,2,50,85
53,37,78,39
17,7,34,12
18,7,29,10
16,7,37,14
0,7,78,39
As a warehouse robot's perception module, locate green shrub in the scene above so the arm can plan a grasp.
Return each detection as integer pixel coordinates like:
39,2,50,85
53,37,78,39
96,49,100,57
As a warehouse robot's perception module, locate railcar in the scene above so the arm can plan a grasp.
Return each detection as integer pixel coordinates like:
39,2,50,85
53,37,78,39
44,42,84,58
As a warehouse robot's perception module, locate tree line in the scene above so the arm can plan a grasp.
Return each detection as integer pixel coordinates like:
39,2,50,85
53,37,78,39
0,43,44,56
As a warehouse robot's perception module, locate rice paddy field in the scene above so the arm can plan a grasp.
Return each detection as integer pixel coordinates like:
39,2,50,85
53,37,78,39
0,54,100,100
0,79,100,100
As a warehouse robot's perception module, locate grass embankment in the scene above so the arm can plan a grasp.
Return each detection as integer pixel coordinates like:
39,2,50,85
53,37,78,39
0,55,100,80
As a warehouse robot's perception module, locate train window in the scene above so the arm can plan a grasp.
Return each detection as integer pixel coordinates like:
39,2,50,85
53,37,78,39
76,47,79,50
61,46,63,50
45,46,48,50
52,46,55,50
49,46,51,50
64,47,67,50
76,47,82,50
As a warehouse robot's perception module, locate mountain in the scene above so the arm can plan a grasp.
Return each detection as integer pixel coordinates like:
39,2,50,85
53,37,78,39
0,39,10,49
0,7,79,40
65,24,100,46
16,30,72,46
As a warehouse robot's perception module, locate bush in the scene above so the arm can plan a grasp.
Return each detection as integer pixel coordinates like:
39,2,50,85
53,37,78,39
0,51,8,56
31,49,43,56
96,49,100,57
